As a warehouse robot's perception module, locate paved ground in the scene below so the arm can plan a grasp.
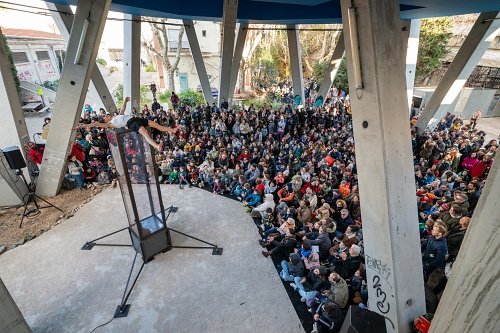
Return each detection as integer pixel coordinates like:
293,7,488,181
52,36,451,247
0,186,304,333
475,116,500,143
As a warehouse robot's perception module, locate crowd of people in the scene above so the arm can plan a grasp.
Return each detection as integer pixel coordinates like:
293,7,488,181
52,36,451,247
26,84,495,332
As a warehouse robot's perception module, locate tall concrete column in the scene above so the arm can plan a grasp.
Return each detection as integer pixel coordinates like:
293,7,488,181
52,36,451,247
401,19,421,116
48,2,117,114
415,12,500,134
0,28,30,148
228,24,248,105
183,19,214,105
218,0,238,106
317,31,345,103
340,1,425,332
37,0,111,197
286,25,305,106
430,158,499,332
124,14,141,114
0,28,31,180
0,278,31,333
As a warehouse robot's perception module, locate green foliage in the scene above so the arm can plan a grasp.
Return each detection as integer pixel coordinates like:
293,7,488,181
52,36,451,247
158,90,171,104
113,84,153,109
2,34,20,92
114,83,124,107
178,89,205,107
145,63,156,72
313,61,329,85
96,57,107,66
416,18,452,81
42,80,59,91
333,58,349,94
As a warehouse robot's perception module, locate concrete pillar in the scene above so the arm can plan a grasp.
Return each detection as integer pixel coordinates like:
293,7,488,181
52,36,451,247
228,24,248,105
37,0,111,197
0,28,30,147
0,28,31,179
183,19,214,105
401,19,421,116
218,0,238,106
340,1,426,332
286,25,305,106
47,2,117,114
430,158,500,332
123,14,141,114
415,12,500,134
0,278,31,333
317,31,345,103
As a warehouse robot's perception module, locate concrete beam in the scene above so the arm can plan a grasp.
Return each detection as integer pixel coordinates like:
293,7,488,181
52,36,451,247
430,158,500,332
37,0,111,197
340,1,425,332
228,24,248,105
123,14,141,114
416,12,500,134
183,19,214,105
47,2,117,114
0,28,31,180
0,278,31,333
286,25,305,106
317,31,345,103
401,19,421,116
218,0,238,106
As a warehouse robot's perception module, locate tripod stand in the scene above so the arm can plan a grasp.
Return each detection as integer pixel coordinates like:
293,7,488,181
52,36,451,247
17,169,63,228
81,204,222,318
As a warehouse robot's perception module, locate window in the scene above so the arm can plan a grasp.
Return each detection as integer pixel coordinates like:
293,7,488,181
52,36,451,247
12,52,29,64
202,30,207,37
167,29,189,51
35,51,50,61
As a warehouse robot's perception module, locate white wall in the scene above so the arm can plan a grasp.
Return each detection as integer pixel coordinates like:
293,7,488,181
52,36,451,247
414,87,499,119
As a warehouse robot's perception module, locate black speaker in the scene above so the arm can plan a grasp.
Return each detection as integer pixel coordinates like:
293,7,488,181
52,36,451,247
339,306,387,333
2,146,26,170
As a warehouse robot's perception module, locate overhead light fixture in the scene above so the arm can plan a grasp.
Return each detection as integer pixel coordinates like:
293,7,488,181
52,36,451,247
74,18,89,65
348,7,363,90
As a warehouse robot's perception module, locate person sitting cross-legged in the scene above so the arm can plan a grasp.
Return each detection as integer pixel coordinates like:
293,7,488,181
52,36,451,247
290,266,328,302
280,252,305,282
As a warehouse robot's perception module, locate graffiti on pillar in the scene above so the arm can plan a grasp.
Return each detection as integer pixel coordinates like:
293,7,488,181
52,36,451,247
366,255,396,330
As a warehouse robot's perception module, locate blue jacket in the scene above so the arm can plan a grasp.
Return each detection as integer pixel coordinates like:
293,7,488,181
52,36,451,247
245,193,261,207
422,236,448,271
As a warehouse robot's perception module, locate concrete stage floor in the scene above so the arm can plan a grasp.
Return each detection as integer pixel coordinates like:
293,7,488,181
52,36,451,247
0,186,304,333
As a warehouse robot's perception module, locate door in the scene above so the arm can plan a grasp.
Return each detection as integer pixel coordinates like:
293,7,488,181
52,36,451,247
179,73,188,92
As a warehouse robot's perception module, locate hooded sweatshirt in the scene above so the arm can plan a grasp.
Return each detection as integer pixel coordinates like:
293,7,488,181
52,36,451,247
253,194,276,213
287,253,305,277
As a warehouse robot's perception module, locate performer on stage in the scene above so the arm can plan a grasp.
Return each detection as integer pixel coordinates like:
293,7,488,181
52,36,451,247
74,97,177,151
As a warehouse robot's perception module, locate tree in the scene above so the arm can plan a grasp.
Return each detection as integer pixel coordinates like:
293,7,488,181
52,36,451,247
333,58,348,94
142,19,185,92
1,34,20,92
416,18,452,82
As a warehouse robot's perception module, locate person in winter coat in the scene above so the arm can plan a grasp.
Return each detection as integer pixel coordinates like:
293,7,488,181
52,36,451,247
304,226,332,260
67,154,85,189
321,272,349,309
251,194,276,219
280,253,305,281
290,266,328,302
311,302,344,333
446,216,469,260
421,223,448,283
334,244,363,280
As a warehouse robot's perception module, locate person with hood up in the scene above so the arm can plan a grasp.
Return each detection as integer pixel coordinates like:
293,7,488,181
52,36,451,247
280,252,305,282
251,194,276,219
314,203,331,221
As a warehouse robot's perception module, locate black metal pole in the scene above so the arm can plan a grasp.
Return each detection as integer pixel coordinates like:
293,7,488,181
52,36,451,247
168,227,218,247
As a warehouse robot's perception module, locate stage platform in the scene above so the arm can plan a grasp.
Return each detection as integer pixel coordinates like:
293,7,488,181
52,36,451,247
0,186,304,333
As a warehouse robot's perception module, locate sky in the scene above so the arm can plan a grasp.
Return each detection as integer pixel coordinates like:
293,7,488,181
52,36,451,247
0,0,127,48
